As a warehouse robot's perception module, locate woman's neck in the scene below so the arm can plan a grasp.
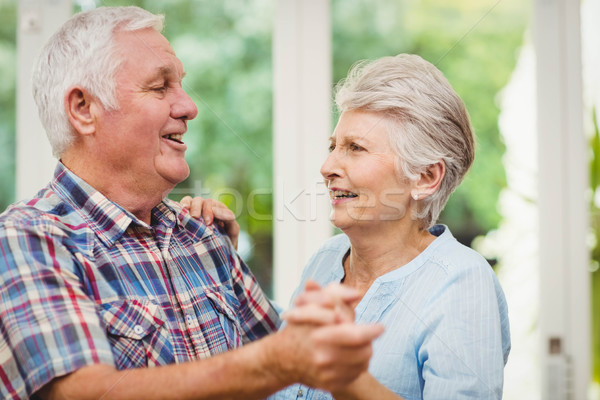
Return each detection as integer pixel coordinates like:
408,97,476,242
342,221,435,296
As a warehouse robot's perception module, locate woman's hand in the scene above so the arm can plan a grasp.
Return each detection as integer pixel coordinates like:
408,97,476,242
282,280,357,325
179,196,240,249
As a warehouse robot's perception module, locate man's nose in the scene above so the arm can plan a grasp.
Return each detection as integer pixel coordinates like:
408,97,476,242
172,86,198,121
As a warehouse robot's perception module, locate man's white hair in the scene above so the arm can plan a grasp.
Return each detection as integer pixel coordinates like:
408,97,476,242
32,6,164,158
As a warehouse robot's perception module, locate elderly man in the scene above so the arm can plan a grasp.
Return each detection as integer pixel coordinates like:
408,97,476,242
0,6,382,400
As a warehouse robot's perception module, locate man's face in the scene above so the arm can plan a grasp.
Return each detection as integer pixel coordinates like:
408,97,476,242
93,28,198,197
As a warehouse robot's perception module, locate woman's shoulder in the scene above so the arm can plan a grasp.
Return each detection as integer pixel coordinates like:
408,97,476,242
422,226,508,322
306,233,350,268
299,234,349,285
428,225,495,278
316,233,350,253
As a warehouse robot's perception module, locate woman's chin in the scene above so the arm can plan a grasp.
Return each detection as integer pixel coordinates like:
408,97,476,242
329,212,364,232
329,213,348,230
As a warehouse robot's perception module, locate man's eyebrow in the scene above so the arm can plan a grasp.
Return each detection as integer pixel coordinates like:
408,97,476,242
148,66,186,82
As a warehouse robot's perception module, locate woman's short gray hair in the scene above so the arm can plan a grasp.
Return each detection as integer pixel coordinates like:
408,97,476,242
31,6,164,158
335,54,475,229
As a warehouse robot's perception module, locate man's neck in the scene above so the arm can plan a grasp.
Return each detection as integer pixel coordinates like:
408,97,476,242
60,158,169,225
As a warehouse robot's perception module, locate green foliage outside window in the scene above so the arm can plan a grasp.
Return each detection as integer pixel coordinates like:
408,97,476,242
0,1,16,212
5,0,600,388
331,0,529,246
1,0,528,295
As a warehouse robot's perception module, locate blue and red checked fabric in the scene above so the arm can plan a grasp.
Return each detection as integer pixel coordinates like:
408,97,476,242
0,163,280,400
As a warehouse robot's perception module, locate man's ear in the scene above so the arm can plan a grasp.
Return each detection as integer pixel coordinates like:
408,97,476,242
64,86,97,136
411,161,445,200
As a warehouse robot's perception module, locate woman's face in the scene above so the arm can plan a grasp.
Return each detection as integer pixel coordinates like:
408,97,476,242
320,110,415,231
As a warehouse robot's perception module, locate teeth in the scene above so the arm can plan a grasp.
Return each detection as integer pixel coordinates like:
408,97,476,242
330,190,358,199
165,134,183,142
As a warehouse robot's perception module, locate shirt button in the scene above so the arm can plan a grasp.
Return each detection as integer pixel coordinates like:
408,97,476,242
186,314,195,326
133,325,144,335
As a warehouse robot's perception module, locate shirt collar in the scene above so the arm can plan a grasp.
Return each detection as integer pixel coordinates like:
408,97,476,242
50,163,179,247
151,200,179,231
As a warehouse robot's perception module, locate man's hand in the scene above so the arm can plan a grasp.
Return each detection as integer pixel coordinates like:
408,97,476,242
268,319,383,392
267,281,383,392
179,196,240,249
276,282,399,400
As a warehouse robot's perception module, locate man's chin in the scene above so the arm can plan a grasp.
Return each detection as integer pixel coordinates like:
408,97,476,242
157,160,190,185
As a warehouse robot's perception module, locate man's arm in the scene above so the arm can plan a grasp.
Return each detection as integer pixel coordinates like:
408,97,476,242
3,216,381,400
37,316,383,400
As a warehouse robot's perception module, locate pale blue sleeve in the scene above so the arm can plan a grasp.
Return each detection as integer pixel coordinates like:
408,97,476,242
418,258,509,399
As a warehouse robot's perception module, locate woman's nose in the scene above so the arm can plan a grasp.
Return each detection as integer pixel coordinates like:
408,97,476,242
320,150,341,181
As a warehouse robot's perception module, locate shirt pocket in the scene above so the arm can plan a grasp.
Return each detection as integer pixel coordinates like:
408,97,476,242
99,298,173,369
204,287,243,349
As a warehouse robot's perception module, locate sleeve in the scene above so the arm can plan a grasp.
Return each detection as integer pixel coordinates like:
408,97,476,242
418,260,508,399
0,219,115,399
225,236,281,342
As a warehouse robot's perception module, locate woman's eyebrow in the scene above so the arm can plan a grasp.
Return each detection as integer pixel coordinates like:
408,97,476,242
336,134,370,144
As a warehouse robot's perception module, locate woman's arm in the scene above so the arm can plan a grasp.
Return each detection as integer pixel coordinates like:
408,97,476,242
332,373,404,400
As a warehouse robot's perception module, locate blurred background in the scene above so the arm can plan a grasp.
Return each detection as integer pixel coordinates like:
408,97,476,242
2,0,599,398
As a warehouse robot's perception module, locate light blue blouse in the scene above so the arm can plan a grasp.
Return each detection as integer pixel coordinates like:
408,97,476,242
268,225,510,400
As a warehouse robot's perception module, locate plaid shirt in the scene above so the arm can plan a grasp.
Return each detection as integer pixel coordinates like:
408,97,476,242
0,163,280,400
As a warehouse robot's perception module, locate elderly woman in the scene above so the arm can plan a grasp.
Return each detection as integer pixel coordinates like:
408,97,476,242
187,53,510,399
271,53,510,400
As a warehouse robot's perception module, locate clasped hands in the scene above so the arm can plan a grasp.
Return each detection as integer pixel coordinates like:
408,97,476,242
274,280,383,392
180,196,384,392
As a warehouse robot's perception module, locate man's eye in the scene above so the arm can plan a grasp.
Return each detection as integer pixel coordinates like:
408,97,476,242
328,144,336,152
350,143,363,151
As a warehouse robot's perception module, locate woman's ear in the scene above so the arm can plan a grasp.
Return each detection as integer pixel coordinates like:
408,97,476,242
64,86,97,136
411,161,445,200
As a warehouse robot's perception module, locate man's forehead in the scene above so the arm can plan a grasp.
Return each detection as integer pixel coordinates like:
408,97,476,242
114,28,173,54
114,29,186,78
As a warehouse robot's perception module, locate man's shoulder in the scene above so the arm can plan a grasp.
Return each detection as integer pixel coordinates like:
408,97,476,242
162,198,226,243
0,187,87,237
